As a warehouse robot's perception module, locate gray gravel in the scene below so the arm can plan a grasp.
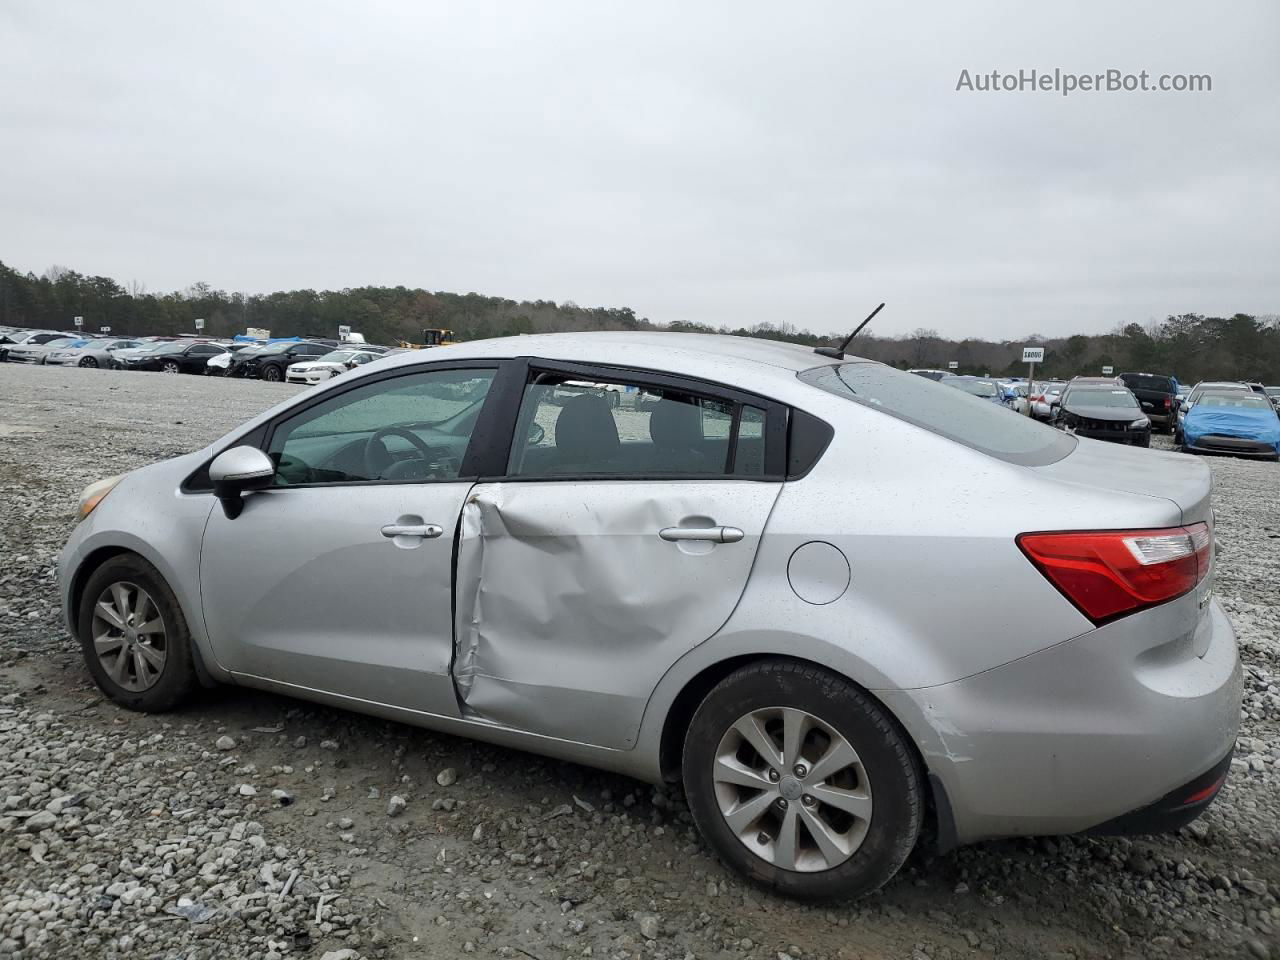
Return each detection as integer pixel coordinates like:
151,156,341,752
1,363,1278,959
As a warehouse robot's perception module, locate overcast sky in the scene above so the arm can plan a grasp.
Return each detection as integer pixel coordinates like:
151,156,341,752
2,1,1277,339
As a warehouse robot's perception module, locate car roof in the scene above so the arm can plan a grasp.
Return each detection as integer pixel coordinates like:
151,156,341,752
1069,377,1121,385
372,332,855,388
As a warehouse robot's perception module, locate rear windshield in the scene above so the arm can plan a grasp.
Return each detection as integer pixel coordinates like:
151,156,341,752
798,362,1075,466
1119,373,1174,393
1067,387,1139,409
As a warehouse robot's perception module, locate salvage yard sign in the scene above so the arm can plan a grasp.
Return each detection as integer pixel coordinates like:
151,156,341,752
1021,346,1045,363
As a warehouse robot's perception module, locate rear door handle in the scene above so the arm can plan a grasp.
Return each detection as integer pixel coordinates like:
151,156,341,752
380,523,443,539
659,526,745,544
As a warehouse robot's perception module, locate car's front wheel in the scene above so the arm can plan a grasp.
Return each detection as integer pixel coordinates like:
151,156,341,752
262,365,282,382
77,555,199,712
79,356,98,368
682,660,922,900
161,360,181,374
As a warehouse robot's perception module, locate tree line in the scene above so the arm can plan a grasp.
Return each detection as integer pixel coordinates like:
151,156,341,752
1,260,1274,384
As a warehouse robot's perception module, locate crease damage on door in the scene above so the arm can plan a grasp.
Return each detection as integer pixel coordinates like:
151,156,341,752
450,482,764,747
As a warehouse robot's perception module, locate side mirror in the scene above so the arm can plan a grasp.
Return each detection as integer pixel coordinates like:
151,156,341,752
528,422,546,446
209,446,275,519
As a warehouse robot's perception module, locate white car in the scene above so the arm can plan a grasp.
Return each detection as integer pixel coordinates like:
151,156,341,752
286,348,381,384
1029,382,1066,421
999,381,1032,416
5,335,82,364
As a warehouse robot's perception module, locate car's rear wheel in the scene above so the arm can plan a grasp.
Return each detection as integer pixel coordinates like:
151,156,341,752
682,660,922,900
262,365,282,382
161,360,181,374
77,555,199,712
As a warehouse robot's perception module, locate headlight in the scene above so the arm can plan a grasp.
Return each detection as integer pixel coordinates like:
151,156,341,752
77,474,125,521
1130,418,1150,428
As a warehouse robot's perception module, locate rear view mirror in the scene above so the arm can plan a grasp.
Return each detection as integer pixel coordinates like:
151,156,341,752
209,446,275,519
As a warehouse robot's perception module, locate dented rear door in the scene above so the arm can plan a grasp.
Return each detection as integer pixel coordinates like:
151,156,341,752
452,480,780,748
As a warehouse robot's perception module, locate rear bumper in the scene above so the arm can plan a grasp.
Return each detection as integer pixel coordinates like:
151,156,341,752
1087,750,1231,836
884,597,1241,845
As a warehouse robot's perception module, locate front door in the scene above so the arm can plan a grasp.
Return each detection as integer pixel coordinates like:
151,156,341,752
452,365,785,749
200,364,500,714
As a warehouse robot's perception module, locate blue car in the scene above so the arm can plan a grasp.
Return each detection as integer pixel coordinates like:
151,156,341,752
1182,391,1280,460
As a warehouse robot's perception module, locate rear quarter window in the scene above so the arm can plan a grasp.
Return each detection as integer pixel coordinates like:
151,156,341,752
799,362,1075,467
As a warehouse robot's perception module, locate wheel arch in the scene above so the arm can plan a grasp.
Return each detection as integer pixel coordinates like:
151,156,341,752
654,651,956,853
66,543,222,688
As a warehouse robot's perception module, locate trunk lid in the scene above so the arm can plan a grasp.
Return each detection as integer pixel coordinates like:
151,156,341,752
1033,438,1213,527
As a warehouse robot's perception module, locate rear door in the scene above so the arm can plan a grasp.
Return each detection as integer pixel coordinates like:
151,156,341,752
452,361,786,749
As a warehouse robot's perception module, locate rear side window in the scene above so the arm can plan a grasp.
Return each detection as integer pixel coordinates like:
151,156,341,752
1120,374,1173,393
799,362,1075,467
507,374,769,478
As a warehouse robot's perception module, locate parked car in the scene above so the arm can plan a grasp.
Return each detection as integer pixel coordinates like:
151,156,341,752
1028,381,1066,421
286,348,383,385
939,375,1006,405
1117,373,1179,434
1174,381,1251,443
59,333,1239,900
117,340,227,374
203,342,260,375
5,335,81,364
1265,386,1280,412
0,328,57,361
998,381,1032,416
228,341,332,381
1051,379,1150,446
46,338,145,367
1180,391,1280,460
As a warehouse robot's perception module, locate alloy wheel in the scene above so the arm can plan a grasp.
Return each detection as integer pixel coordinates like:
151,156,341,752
162,361,180,374
80,356,98,368
263,366,281,381
713,706,872,872
91,582,167,692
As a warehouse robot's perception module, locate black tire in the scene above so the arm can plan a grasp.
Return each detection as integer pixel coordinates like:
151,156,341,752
79,356,98,368
77,554,199,712
262,365,282,382
682,660,922,900
161,360,181,374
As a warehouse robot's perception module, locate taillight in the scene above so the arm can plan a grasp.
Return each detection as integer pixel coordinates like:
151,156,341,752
1017,523,1211,624
1163,396,1171,409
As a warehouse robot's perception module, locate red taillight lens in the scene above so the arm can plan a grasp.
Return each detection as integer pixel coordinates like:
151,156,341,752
1163,396,1171,409
1017,523,1211,624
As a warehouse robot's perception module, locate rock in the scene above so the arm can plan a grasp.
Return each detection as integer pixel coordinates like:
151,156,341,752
1248,940,1271,960
24,810,57,832
320,950,360,960
638,915,660,940
387,795,406,817
238,784,258,797
1240,878,1269,897
215,735,236,751
436,767,457,787
320,739,339,751
271,789,294,806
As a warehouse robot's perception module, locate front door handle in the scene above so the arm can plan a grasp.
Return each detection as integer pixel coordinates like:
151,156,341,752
659,525,745,544
380,523,444,540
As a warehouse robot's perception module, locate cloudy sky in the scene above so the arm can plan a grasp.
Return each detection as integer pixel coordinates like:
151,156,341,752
2,1,1276,339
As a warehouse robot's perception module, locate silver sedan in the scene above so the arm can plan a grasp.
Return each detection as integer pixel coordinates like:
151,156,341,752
58,332,1241,899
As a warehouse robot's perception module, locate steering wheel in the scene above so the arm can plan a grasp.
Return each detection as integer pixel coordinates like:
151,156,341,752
364,426,438,480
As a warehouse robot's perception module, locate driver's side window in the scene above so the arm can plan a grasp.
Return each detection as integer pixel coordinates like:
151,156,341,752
267,368,496,486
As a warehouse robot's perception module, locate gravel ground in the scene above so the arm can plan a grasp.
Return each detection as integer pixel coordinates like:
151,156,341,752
0,363,1277,960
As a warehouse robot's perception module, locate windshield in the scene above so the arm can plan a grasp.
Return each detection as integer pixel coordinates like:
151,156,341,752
799,363,1075,467
1067,388,1138,409
1197,393,1273,410
943,378,999,398
1266,387,1280,397
43,337,76,347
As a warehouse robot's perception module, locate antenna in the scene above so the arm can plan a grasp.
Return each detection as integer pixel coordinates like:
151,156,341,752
814,302,885,359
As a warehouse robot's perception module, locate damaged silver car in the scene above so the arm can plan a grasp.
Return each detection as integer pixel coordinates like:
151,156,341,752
59,332,1241,899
